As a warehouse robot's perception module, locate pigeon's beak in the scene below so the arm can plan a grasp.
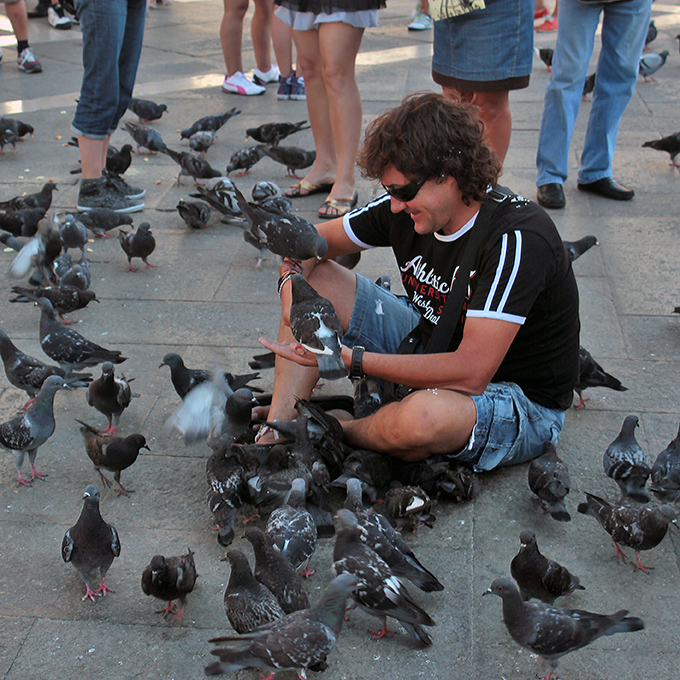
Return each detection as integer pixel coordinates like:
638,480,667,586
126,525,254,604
94,298,100,303
219,555,230,562
142,444,151,452
671,518,679,528
158,361,166,368
482,588,492,597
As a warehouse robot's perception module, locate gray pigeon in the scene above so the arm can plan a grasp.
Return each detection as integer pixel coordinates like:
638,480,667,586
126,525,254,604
251,181,282,202
578,491,676,572
58,214,88,256
141,549,197,621
0,207,45,236
223,549,285,634
244,526,310,615
510,530,584,604
0,374,68,486
642,131,680,168
603,415,650,503
331,508,435,645
123,121,167,154
206,444,246,547
176,199,212,229
563,235,598,262
245,120,310,146
180,108,241,139
10,284,98,322
226,146,265,176
61,485,121,602
581,72,596,101
639,50,669,81
118,223,156,271
289,273,347,381
384,483,435,531
36,297,127,373
0,182,57,211
76,208,133,237
206,572,356,677
86,362,136,434
127,97,168,123
575,345,627,409
650,421,680,503
528,441,571,521
484,577,644,680
258,145,316,178
161,146,222,184
534,45,553,71
7,217,62,284
265,477,317,577
188,130,216,156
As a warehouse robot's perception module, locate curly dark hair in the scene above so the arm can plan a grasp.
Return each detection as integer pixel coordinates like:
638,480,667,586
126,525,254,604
358,92,501,206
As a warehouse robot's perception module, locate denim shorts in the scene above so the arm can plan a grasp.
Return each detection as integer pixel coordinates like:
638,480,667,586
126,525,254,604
343,274,566,472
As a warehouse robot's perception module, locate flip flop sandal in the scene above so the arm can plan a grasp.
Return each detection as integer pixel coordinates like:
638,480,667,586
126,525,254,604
318,191,359,219
284,180,334,198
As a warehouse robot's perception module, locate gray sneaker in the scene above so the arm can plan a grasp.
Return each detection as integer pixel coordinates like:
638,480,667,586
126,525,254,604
77,177,144,213
103,169,146,199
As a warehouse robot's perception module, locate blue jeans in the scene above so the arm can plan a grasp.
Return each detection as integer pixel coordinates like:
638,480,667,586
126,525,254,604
71,0,146,139
536,0,652,186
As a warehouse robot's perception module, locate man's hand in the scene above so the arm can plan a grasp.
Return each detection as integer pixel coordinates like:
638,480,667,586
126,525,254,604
258,336,351,371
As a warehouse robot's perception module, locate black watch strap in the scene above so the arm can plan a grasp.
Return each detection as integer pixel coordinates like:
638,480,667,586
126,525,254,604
349,345,365,379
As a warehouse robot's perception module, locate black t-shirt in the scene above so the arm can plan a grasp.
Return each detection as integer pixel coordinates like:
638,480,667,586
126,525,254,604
344,192,580,411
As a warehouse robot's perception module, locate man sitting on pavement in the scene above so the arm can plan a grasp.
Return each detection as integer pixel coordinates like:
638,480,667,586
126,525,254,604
259,92,580,472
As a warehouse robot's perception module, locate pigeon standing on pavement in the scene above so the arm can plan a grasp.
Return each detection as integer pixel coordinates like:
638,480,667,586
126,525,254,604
534,46,553,71
483,578,644,680
206,572,356,678
258,145,316,178
123,122,167,154
58,214,88,256
206,444,247,547
118,223,156,271
642,130,680,168
0,182,58,211
189,130,217,156
0,116,33,141
563,235,598,262
7,217,62,283
76,208,133,237
603,415,650,503
61,485,121,602
650,421,680,503
575,345,627,408
141,549,197,621
289,273,347,381
577,491,676,572
176,199,213,229
161,146,222,184
127,97,168,123
245,120,310,146
86,362,136,434
528,441,571,521
0,207,45,236
510,530,584,604
10,283,98,323
639,50,669,81
644,19,657,49
37,298,127,372
384,483,435,531
222,549,285,634
0,374,68,486
76,419,149,496
581,72,596,101
179,108,241,139
226,146,265,176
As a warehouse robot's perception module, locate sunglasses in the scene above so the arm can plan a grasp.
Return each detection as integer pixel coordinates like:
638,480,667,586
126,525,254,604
381,176,428,202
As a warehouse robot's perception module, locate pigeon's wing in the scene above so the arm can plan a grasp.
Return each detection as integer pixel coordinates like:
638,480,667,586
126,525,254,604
62,529,75,562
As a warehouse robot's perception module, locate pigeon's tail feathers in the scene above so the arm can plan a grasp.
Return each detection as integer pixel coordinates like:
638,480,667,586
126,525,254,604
316,353,348,382
205,647,260,676
8,238,40,278
64,372,93,389
603,612,645,636
400,621,433,647
402,563,445,592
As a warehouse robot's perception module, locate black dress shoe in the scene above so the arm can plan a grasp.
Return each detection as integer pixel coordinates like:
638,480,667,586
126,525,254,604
577,177,634,201
536,183,565,209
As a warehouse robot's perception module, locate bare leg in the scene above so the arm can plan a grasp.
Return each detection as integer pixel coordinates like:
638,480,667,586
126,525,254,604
221,0,249,75
272,14,293,77
5,0,29,41
252,0,273,73
77,135,107,179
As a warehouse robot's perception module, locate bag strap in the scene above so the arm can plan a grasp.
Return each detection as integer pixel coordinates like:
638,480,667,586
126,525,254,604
424,188,510,354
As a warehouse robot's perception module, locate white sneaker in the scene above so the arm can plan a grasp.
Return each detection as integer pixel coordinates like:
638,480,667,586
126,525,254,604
252,66,280,85
222,71,265,96
47,3,72,29
408,11,432,30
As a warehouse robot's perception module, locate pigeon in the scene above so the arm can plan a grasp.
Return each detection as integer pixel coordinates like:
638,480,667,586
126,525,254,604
189,180,241,220
222,549,285,634
86,362,136,434
384,483,435,531
0,207,45,236
534,46,553,71
141,549,197,621
206,572,356,677
510,530,584,604
650,421,680,503
127,97,168,123
0,182,57,212
332,447,393,502
226,146,265,176
258,145,316,178
645,20,657,49
76,208,133,237
575,345,627,408
180,108,241,139
244,526,310,614
603,415,650,503
577,491,676,573
176,199,212,229
0,328,90,408
582,72,596,101
188,130,216,156
0,374,68,486
642,131,680,168
391,455,476,503
36,297,127,373
563,235,598,262
118,223,156,271
483,577,644,680
7,217,62,283
10,284,98,323
251,181,282,202
288,273,347,381
61,485,121,602
331,508,435,645
343,477,443,592
245,120,310,146
59,255,92,291
0,124,17,153
161,146,222,184
67,138,133,175
76,419,148,495
206,444,246,547
0,116,33,140
528,441,571,521
249,351,276,370
639,50,669,82
265,477,317,577
123,121,167,154
57,214,89,256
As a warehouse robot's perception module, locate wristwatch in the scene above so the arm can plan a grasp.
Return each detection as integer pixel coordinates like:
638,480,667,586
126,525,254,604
349,346,365,380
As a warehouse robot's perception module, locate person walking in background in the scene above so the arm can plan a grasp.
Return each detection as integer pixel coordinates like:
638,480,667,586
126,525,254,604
272,15,306,100
407,0,432,31
1,0,42,72
534,0,557,33
535,0,652,210
432,0,533,164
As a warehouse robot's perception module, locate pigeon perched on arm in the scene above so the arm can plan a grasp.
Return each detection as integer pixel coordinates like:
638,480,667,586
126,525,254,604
226,146,265,176
61,485,121,602
575,345,627,408
0,182,57,211
141,549,197,621
76,419,148,496
0,374,68,486
123,122,167,154
180,108,241,139
206,572,356,677
563,235,598,262
603,415,650,503
639,50,669,82
127,97,168,123
577,491,676,572
510,530,584,604
245,120,310,146
528,441,571,521
258,145,316,178
650,421,680,503
642,131,680,168
483,577,643,680
86,362,137,434
118,223,156,271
